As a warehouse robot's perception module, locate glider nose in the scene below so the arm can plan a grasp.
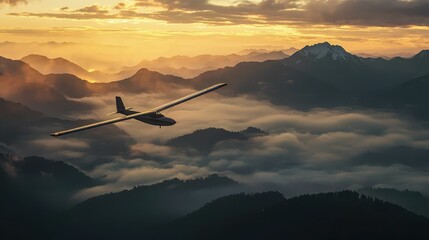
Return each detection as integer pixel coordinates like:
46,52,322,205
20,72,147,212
168,118,176,125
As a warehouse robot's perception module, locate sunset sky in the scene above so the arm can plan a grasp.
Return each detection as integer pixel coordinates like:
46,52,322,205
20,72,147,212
1,0,429,68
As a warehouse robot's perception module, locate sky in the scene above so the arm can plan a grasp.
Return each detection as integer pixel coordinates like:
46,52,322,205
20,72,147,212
1,0,429,68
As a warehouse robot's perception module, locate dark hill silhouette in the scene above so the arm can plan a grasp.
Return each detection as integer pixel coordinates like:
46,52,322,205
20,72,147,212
101,68,190,93
1,154,52,240
43,68,191,98
241,126,268,137
284,42,429,94
17,156,95,190
284,42,382,94
383,74,429,119
168,127,267,153
161,191,429,240
193,60,343,109
3,169,429,240
0,153,95,240
359,188,429,218
44,73,94,98
192,42,429,111
0,97,48,143
58,174,239,239
391,74,429,104
0,153,95,208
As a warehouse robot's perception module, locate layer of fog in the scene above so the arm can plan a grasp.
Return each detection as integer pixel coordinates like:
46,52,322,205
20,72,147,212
31,89,429,199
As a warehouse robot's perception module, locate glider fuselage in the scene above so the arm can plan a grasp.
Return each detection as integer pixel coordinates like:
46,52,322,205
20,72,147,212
134,113,176,126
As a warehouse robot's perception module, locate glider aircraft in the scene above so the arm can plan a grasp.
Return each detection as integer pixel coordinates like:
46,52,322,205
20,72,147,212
50,83,227,137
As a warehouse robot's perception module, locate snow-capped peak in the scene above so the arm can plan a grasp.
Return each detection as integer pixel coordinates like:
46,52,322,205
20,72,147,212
298,42,352,60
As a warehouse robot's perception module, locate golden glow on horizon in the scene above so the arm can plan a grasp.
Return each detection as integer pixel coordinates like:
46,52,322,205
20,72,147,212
1,0,428,70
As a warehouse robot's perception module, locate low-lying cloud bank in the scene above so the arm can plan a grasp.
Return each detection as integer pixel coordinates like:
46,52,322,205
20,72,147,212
40,91,429,199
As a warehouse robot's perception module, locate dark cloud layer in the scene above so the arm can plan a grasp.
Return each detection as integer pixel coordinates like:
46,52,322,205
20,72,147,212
306,0,429,27
7,0,429,26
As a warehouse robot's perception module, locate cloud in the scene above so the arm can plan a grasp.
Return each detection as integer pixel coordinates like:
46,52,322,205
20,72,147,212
114,2,126,10
0,0,27,6
239,165,429,196
31,138,90,150
75,4,109,14
63,91,429,197
8,12,118,20
305,0,429,27
9,4,112,19
8,0,429,26
3,81,428,197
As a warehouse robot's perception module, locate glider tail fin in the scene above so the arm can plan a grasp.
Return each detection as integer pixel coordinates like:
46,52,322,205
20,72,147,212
116,96,126,112
108,96,133,115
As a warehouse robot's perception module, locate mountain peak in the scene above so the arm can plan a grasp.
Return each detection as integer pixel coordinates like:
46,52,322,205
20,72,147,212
168,127,265,153
21,54,50,61
414,50,429,59
297,42,353,60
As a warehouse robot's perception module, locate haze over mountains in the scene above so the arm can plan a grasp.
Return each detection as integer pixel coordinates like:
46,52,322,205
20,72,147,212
21,54,134,83
7,42,429,119
21,50,290,82
122,50,290,79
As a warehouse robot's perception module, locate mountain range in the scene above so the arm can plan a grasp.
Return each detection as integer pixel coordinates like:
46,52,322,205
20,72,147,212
3,42,429,119
0,153,95,209
58,174,239,239
0,56,91,115
21,50,290,81
55,189,429,240
158,191,429,240
21,54,138,83
193,42,429,114
1,150,429,239
123,50,289,78
284,43,429,97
